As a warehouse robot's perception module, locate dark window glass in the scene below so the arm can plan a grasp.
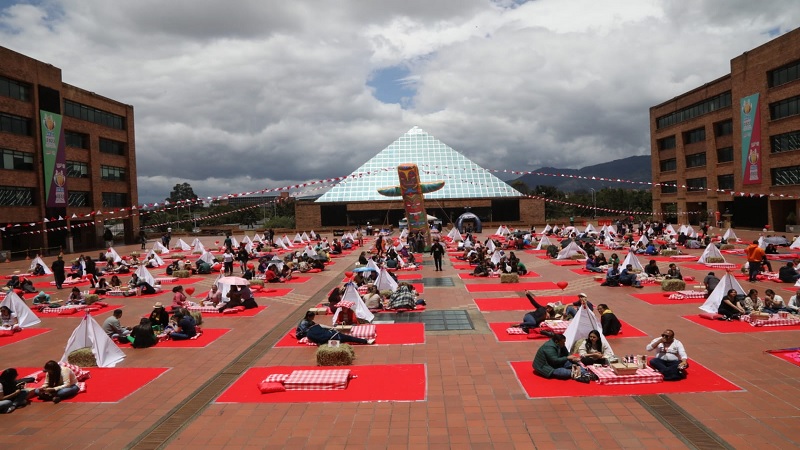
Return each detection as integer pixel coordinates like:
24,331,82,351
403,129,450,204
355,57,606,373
659,159,676,172
0,76,31,102
0,149,34,171
657,136,676,150
717,174,734,190
686,177,707,191
64,131,89,149
684,127,706,144
102,192,127,207
63,99,125,130
99,138,126,155
717,147,734,163
661,181,677,194
770,95,800,120
0,186,35,206
101,165,126,181
66,161,89,178
0,113,31,136
768,59,800,88
656,91,731,129
771,165,800,186
685,152,706,168
714,120,733,136
770,130,800,154
68,191,90,207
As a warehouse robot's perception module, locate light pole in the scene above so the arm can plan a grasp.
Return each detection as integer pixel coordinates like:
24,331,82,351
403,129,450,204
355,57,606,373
589,188,596,220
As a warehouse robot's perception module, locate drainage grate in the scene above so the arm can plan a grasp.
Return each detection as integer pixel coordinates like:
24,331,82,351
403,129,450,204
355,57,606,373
419,277,455,287
635,395,734,450
374,310,474,331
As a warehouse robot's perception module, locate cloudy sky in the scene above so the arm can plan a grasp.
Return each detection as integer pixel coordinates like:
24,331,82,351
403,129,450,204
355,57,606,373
1,0,797,203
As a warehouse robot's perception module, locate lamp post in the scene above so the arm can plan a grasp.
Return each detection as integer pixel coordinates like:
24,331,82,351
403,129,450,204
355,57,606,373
589,188,596,220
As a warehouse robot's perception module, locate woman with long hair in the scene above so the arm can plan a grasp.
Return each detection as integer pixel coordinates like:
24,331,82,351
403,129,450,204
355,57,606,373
34,360,78,403
578,330,613,365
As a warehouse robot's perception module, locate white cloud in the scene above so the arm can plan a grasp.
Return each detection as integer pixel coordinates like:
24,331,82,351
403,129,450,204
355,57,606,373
1,0,797,203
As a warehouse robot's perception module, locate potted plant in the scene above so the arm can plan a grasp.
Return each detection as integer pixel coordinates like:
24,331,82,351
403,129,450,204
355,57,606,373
787,212,797,233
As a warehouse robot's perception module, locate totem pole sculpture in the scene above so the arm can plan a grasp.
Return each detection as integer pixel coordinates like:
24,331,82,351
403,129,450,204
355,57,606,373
377,163,444,246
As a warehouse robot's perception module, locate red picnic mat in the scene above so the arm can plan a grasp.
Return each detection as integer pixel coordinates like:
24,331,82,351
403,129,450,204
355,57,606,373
474,296,578,311
681,263,734,271
682,315,800,334
452,264,477,270
274,323,425,348
488,321,647,342
194,289,292,299
465,282,559,293
0,328,51,347
548,259,584,266
216,364,426,403
766,348,800,367
33,279,91,289
284,276,311,284
457,272,540,280
341,273,422,283
116,328,231,348
18,367,169,403
34,304,124,318
630,293,706,305
189,306,267,317
509,360,741,398
568,268,601,276
156,277,206,285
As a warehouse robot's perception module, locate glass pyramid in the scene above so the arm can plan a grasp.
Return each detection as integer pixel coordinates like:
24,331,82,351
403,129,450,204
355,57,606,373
316,126,522,203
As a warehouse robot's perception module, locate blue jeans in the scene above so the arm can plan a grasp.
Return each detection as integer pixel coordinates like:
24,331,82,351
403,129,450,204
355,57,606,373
35,384,79,401
648,358,685,381
550,361,587,380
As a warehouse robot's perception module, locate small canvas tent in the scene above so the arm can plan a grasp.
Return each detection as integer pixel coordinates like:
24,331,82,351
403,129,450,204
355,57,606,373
699,273,746,314
60,313,126,368
1,291,41,328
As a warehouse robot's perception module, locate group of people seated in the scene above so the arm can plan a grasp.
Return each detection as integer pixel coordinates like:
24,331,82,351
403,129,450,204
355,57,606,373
100,303,200,348
717,287,800,320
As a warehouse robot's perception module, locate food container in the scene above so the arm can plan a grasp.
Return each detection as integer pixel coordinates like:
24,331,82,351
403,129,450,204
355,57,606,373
610,362,638,376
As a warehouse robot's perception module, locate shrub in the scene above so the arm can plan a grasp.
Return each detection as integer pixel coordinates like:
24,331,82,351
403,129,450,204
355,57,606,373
380,290,393,299
661,279,686,291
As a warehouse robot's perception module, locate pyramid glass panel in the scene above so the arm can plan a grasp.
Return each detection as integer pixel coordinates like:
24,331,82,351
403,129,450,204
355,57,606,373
316,127,522,203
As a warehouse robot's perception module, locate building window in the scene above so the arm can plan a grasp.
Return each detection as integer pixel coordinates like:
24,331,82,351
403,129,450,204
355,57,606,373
684,127,706,144
659,159,676,172
101,165,126,181
655,91,732,129
63,99,125,130
657,136,676,150
717,147,734,163
686,177,707,191
770,95,800,121
66,161,89,178
99,138,126,156
0,149,34,171
685,152,706,168
768,59,800,88
0,112,31,136
771,165,800,186
661,181,677,194
714,119,733,136
0,186,35,206
65,131,89,149
0,76,31,102
771,130,800,154
102,192,127,207
68,191,90,207
717,174,734,190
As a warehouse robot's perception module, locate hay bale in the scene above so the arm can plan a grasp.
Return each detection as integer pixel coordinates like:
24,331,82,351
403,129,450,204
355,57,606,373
84,294,99,305
380,290,393,299
546,245,559,258
316,343,355,366
67,347,97,367
173,270,191,278
661,279,686,291
130,252,140,258
214,256,224,262
705,257,725,264
189,310,203,325
192,250,203,254
720,244,735,250
500,273,519,283
154,249,162,255
262,246,274,252
661,250,679,256
250,279,264,287
570,254,586,260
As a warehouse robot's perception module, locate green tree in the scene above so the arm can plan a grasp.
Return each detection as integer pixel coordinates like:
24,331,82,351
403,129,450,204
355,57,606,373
510,180,529,195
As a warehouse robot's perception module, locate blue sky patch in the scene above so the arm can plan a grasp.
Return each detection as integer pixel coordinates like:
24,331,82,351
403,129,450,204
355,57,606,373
367,65,417,108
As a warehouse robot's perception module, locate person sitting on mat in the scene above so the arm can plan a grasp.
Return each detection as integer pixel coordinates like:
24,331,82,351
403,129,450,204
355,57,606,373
167,311,197,341
64,287,85,305
362,285,383,310
203,285,222,307
171,285,189,310
102,309,131,343
295,311,374,345
644,260,661,277
34,360,79,404
532,333,594,383
578,330,613,366
387,283,417,310
596,304,622,336
718,289,746,320
148,303,170,330
0,306,21,333
129,318,158,349
646,329,688,381
0,368,31,413
219,285,243,312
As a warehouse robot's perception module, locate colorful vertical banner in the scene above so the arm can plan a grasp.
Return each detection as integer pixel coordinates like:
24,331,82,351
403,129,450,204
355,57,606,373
740,94,762,185
40,111,68,207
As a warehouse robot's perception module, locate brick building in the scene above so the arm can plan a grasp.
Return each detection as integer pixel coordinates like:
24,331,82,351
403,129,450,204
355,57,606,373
0,46,138,256
650,28,800,231
295,127,544,230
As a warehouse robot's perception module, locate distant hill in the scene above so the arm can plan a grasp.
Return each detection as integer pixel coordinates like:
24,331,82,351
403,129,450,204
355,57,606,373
509,155,651,192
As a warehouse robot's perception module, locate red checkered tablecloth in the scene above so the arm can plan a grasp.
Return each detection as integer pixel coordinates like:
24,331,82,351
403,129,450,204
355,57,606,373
740,314,800,327
155,277,179,284
541,320,569,334
357,285,370,295
668,290,706,300
670,255,696,260
704,263,737,269
40,305,88,314
348,325,377,339
284,369,352,390
587,365,664,385
188,306,221,314
506,327,527,335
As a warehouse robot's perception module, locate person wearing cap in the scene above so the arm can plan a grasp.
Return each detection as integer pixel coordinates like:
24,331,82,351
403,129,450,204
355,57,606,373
148,303,170,330
50,255,66,290
703,272,720,297
564,293,594,320
532,333,594,383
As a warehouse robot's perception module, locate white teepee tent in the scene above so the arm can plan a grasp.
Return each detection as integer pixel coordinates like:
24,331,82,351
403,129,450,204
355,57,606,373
758,236,767,249
303,245,317,258
174,239,192,251
699,273,745,314
447,227,462,241
1,291,41,328
283,236,294,247
366,259,381,272
621,252,644,271
636,235,649,247
563,305,613,355
375,268,399,292
542,224,552,234
193,241,206,254
698,243,726,264
145,249,165,267
198,251,215,266
152,241,170,254
29,256,53,275
134,265,157,287
241,235,252,245
266,258,284,272
790,235,800,249
722,228,738,241
490,250,502,266
105,247,122,263
535,235,554,250
557,241,587,260
293,233,304,243
338,283,374,323
230,237,239,248
665,224,677,235
584,224,596,234
301,231,311,242
274,237,289,250
191,237,203,248
486,240,497,253
61,313,126,367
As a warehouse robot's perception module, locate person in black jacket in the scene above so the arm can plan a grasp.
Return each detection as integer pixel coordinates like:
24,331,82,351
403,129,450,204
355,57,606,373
519,291,553,332
50,255,66,289
130,318,158,348
429,238,445,271
778,262,800,283
597,304,622,336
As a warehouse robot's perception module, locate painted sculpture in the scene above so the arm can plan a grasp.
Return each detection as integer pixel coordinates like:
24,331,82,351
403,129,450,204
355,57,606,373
377,163,444,244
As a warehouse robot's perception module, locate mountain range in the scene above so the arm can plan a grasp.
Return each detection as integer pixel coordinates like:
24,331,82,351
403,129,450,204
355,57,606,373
508,155,651,192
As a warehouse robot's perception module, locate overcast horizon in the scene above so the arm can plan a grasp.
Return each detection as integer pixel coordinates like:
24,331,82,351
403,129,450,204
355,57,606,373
1,0,797,204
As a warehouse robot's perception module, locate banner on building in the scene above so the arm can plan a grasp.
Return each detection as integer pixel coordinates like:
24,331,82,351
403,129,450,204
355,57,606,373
40,111,68,207
740,94,762,185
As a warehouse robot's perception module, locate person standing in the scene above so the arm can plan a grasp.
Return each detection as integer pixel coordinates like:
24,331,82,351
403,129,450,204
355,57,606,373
222,249,235,276
139,230,147,250
745,240,765,282
646,329,688,381
50,255,65,290
103,228,114,248
430,238,445,271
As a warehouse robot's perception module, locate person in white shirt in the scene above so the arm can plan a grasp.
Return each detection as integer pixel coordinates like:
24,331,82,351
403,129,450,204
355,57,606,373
787,289,800,313
222,250,234,276
646,329,688,381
